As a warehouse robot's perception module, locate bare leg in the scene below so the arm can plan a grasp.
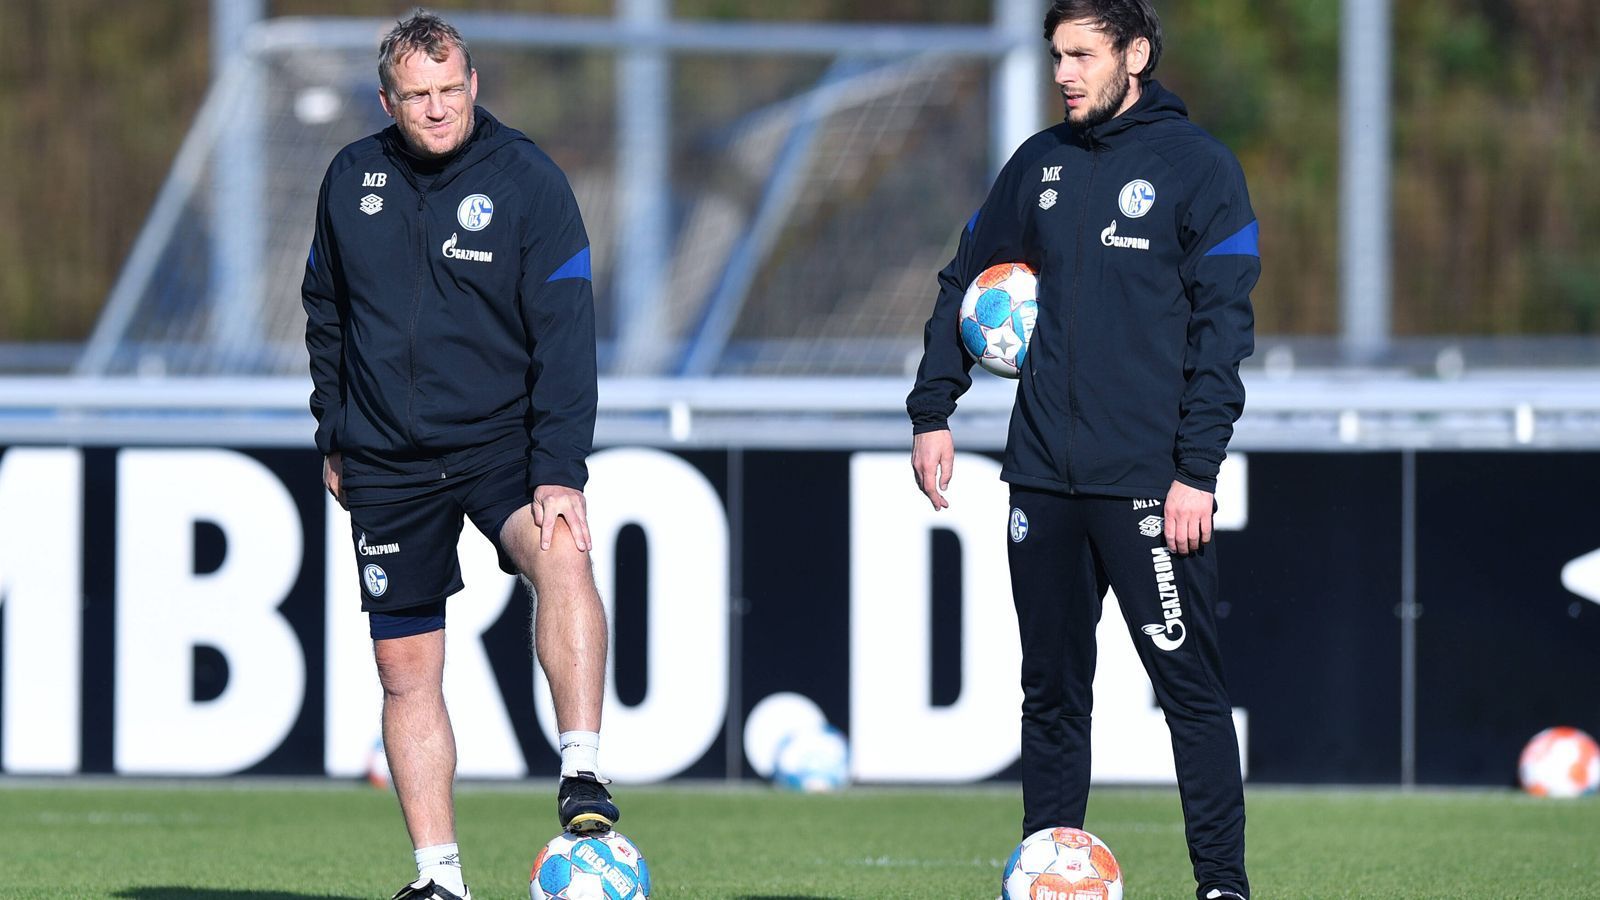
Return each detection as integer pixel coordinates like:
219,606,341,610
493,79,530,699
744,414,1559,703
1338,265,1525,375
374,630,456,848
500,504,605,733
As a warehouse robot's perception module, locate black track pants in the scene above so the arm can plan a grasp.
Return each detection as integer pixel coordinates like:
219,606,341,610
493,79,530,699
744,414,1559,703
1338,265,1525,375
1006,485,1249,900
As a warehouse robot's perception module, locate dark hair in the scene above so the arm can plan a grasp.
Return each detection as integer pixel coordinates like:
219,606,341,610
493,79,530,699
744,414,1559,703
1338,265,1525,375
379,8,473,96
1042,0,1163,83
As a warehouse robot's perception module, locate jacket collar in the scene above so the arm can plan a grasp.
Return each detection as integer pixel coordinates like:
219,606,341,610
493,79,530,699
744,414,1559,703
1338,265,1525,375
1071,80,1188,147
383,106,515,193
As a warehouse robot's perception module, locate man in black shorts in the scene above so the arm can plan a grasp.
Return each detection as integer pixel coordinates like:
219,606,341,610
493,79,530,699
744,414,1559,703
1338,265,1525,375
302,11,616,900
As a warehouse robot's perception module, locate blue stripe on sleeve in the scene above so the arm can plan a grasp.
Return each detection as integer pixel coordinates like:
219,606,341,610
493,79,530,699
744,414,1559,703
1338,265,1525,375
1203,220,1259,257
308,244,317,272
546,246,592,283
965,209,980,234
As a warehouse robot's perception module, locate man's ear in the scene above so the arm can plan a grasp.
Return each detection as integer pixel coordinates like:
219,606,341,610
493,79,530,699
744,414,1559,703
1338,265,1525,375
1126,36,1151,78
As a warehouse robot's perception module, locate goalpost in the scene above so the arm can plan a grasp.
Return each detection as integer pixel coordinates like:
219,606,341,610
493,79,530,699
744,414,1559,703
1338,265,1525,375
75,5,1047,380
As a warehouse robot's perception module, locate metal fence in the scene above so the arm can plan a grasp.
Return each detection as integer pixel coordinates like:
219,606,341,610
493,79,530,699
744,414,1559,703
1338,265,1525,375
6,372,1600,450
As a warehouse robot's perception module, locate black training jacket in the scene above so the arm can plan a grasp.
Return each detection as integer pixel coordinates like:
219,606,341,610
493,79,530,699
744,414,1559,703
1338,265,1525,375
907,82,1258,498
303,107,597,492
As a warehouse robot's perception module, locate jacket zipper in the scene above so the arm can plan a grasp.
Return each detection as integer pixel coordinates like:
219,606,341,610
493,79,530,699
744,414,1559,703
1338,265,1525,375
406,190,427,448
1063,147,1100,493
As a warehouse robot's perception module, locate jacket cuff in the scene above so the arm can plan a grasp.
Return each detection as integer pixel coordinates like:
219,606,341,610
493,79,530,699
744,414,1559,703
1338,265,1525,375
1175,456,1220,492
912,421,951,436
314,422,339,457
529,460,589,493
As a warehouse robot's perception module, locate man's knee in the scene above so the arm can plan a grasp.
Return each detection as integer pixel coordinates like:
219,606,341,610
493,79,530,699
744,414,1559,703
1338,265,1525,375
501,505,588,573
522,541,597,599
373,631,445,696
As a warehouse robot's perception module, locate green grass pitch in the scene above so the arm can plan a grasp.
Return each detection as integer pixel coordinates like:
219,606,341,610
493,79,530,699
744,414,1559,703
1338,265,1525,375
4,780,1596,898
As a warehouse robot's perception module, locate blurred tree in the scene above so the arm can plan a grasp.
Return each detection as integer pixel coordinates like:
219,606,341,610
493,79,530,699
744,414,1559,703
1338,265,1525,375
1391,0,1600,334
0,0,208,341
1161,0,1342,334
3,0,1597,345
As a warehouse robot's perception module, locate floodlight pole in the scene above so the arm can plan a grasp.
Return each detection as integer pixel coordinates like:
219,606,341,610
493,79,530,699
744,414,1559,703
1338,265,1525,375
1339,0,1392,364
211,0,263,102
211,0,266,369
993,0,1045,176
612,0,675,375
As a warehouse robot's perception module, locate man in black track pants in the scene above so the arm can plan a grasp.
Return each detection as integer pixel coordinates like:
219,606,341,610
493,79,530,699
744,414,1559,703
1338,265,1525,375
905,2,1257,898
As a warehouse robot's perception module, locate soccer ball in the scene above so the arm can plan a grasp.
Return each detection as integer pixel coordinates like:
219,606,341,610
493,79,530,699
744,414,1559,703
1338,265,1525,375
771,722,850,792
531,830,651,899
1519,726,1600,798
1001,827,1123,900
959,261,1039,378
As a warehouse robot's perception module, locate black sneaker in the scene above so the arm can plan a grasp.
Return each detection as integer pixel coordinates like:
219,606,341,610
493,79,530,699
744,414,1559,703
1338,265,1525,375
389,877,470,900
1203,890,1247,900
558,770,620,834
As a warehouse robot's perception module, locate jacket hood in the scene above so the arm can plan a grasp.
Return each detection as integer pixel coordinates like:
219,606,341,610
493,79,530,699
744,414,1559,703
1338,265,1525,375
1075,80,1188,145
382,106,525,191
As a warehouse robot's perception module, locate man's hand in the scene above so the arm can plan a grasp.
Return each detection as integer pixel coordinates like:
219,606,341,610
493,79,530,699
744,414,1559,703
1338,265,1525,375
323,452,346,509
1164,480,1213,555
532,484,592,552
911,430,955,511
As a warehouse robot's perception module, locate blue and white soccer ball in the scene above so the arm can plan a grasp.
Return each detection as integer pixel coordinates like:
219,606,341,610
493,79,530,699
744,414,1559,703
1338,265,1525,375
771,722,850,792
959,261,1039,378
531,830,651,899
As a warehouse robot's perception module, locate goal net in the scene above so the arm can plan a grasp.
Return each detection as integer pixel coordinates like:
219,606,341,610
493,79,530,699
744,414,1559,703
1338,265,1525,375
79,16,1037,379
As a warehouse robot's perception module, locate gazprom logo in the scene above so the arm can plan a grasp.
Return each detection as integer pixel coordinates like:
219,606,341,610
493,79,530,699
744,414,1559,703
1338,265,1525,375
1143,547,1186,651
441,233,493,263
1101,220,1150,251
358,533,400,556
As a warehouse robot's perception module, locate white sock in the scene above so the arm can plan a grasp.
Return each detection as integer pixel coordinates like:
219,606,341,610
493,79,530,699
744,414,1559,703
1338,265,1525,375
415,842,466,896
559,730,601,778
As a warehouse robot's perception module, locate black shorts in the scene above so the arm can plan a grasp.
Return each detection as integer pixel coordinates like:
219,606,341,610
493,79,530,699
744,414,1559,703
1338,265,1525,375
345,458,529,625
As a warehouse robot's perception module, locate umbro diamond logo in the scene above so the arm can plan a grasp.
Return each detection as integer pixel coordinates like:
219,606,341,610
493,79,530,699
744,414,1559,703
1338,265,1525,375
1138,515,1163,537
360,194,383,215
1039,189,1058,210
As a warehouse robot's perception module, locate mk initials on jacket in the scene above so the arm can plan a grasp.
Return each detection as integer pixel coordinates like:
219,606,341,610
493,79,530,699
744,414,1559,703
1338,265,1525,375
907,81,1259,498
303,107,597,492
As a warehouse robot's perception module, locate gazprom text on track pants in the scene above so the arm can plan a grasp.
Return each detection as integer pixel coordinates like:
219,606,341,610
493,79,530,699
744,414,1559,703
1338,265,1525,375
1007,486,1249,899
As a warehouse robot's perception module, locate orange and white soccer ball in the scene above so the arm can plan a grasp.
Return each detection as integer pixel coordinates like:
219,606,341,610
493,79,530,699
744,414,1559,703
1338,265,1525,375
1001,827,1123,900
1519,726,1600,798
